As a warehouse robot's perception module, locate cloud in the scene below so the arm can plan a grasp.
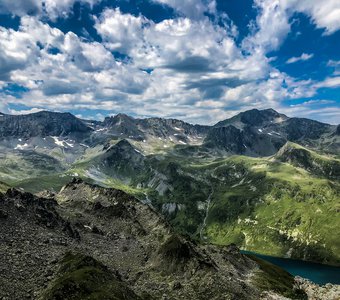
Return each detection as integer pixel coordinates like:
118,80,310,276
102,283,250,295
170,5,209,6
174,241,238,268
41,79,81,96
1,16,149,96
327,60,340,75
0,0,40,16
292,0,340,35
94,8,147,54
290,99,335,107
152,0,216,19
0,26,40,81
95,9,249,81
328,60,340,67
314,76,340,89
280,106,340,125
7,107,44,115
244,0,340,56
0,2,338,124
286,53,314,64
0,11,316,124
243,0,291,53
0,0,101,20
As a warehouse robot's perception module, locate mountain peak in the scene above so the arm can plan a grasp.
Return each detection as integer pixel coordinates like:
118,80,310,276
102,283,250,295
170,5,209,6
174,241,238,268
0,110,91,139
262,108,281,114
112,138,134,149
103,113,136,127
107,113,133,121
115,113,134,119
214,108,288,128
238,108,287,125
105,139,144,159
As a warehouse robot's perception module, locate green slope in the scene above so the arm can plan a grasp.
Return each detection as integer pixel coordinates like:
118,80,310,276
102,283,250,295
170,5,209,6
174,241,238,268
1,140,339,265
204,155,340,265
70,143,340,265
41,252,143,300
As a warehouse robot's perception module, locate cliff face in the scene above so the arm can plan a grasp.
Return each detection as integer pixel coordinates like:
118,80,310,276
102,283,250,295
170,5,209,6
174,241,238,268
0,179,306,300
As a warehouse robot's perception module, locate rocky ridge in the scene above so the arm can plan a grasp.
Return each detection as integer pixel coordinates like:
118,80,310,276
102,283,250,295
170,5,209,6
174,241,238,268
0,179,308,300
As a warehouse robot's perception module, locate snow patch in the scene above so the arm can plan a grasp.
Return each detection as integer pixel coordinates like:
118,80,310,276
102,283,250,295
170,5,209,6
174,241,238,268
64,141,74,148
51,136,65,147
15,143,29,150
95,128,106,132
134,148,145,156
51,136,74,148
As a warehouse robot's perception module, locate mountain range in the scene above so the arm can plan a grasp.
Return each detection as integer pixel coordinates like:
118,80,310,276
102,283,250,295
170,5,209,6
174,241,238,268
0,108,339,269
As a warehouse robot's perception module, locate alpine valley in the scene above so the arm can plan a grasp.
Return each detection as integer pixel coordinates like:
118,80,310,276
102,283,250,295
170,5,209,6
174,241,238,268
0,108,339,299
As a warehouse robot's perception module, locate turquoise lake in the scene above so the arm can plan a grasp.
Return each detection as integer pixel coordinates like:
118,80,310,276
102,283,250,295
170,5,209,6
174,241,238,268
242,251,340,285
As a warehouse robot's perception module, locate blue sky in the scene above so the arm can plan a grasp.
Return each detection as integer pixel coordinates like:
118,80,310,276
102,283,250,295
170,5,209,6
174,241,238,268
0,0,339,124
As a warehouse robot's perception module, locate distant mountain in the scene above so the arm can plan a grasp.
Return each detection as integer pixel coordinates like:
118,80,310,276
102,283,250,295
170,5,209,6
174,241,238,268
205,109,338,156
92,139,147,180
0,111,92,139
205,124,285,156
0,108,338,157
214,108,288,129
103,113,144,140
102,113,209,143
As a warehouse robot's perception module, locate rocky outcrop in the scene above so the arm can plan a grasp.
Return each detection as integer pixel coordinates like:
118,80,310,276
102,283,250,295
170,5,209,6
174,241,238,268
295,277,340,300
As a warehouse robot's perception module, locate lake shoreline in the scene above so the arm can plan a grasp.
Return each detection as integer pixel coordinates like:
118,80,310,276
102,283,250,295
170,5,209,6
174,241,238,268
241,250,340,285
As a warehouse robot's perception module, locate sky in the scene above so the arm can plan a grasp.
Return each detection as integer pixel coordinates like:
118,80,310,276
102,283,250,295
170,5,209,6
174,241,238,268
0,0,339,124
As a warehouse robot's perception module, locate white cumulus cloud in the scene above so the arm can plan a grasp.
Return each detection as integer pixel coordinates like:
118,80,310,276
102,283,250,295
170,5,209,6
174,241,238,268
286,53,314,64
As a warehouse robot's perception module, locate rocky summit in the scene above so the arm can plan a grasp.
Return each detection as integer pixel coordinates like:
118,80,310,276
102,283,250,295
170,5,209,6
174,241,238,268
1,179,307,300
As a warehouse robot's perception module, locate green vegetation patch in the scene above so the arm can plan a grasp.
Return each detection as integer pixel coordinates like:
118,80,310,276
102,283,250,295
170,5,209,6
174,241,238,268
0,181,10,193
41,252,143,300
